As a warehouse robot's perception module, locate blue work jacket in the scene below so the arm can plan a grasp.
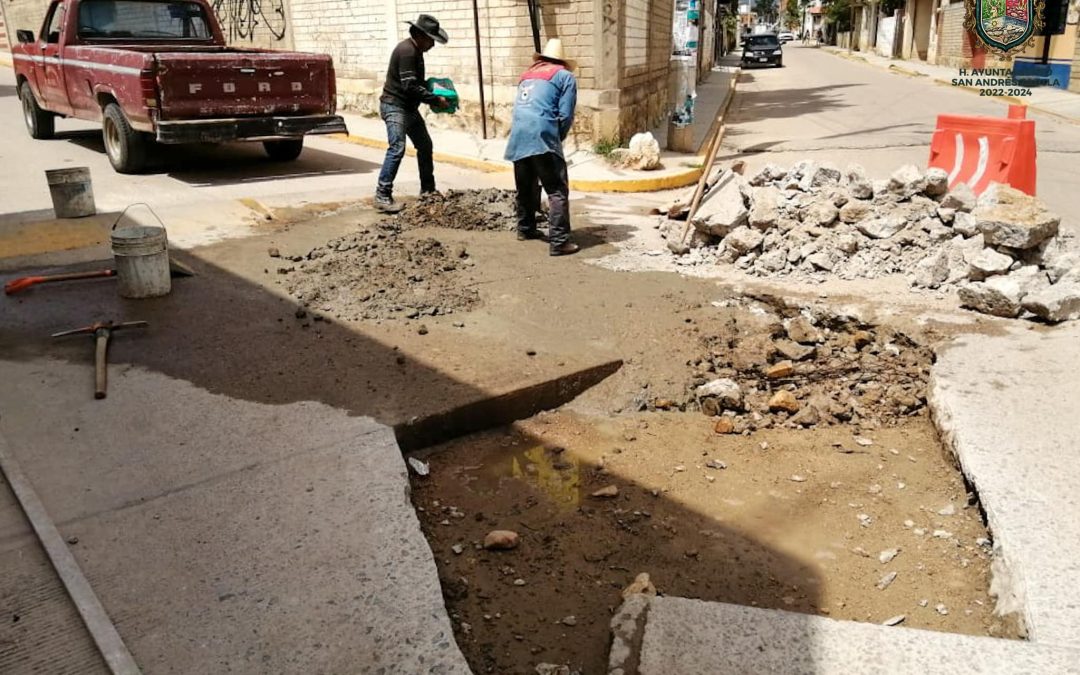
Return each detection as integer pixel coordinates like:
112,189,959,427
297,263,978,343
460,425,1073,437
504,62,578,162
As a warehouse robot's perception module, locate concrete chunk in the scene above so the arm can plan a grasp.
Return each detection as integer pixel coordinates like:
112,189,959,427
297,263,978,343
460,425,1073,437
1022,282,1080,322
940,183,977,212
974,184,1060,250
967,247,1014,281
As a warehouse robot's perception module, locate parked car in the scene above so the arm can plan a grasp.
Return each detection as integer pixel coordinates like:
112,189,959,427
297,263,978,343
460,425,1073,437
778,31,796,43
11,0,347,172
741,33,783,68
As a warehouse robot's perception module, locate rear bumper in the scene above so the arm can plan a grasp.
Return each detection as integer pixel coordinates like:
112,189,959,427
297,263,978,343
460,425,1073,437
154,114,348,144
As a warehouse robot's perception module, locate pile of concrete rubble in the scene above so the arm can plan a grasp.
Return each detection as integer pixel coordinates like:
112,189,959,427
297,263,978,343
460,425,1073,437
659,162,1080,322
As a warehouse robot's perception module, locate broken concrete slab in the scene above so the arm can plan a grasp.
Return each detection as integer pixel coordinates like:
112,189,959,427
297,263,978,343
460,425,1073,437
0,359,470,674
967,247,1014,280
958,276,1026,318
974,184,1060,250
931,325,1080,647
626,597,1078,674
1022,282,1080,323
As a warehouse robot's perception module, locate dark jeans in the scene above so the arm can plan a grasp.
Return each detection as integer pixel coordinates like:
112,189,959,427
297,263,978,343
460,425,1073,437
513,152,570,247
376,101,435,196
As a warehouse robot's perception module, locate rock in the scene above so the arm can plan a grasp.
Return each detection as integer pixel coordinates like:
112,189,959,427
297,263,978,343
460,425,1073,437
839,200,871,224
856,215,907,239
936,604,949,616
1010,265,1051,297
855,437,874,446
765,360,795,379
407,457,431,476
913,249,949,289
789,474,807,482
693,178,749,236
756,248,788,272
804,201,839,228
806,250,837,271
535,664,571,675
888,165,926,197
952,211,980,237
774,340,815,361
714,418,736,434
858,513,873,527
513,578,526,586
877,571,898,590
974,184,1060,249
725,226,765,254
591,485,619,498
611,132,662,170
933,529,953,539
705,459,728,469
938,503,956,516
882,615,906,626
805,164,842,189
483,530,520,550
561,615,578,627
1039,240,1080,283
959,276,1026,318
845,164,873,199
786,317,824,344
749,186,783,230
768,390,800,413
837,233,860,254
696,378,744,410
789,405,820,427
1022,282,1080,322
924,168,949,197
267,247,281,258
967,247,1014,280
879,548,900,564
750,164,786,187
941,183,977,212
937,206,956,224
451,543,464,554
622,572,658,599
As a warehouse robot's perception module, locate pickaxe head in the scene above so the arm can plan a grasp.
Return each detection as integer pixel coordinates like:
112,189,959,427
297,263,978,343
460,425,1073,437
52,321,148,338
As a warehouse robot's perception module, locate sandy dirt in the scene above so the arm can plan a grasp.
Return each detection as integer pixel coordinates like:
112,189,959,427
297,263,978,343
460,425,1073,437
411,411,1021,675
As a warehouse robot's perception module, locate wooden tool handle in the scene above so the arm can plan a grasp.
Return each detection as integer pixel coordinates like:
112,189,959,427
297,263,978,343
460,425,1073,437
94,331,108,400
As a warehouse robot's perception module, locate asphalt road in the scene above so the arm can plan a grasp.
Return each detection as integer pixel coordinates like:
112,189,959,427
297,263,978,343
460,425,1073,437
724,44,1080,235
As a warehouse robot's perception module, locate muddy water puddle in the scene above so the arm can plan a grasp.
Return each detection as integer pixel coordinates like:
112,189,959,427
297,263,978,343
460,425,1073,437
411,410,1021,675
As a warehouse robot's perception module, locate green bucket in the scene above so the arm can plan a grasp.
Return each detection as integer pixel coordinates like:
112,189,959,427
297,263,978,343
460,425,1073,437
427,77,459,114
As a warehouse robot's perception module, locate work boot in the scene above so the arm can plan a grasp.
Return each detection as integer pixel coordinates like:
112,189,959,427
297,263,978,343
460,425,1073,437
373,193,403,213
517,230,545,241
549,242,580,257
420,189,444,200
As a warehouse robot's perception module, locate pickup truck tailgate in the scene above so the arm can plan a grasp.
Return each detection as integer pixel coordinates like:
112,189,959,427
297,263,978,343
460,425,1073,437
155,51,333,119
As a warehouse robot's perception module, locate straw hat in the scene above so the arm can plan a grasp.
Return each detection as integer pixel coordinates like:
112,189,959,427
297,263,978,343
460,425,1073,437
534,38,576,71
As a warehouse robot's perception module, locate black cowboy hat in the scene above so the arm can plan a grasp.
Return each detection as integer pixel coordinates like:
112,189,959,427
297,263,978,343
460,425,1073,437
405,14,448,44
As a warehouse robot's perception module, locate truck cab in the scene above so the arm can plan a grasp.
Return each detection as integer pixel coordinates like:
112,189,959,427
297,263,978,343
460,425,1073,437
12,0,346,172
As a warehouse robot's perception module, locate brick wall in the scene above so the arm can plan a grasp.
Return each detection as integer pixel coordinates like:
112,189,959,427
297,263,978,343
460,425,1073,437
936,1,965,67
617,0,673,141
3,0,50,46
0,7,9,50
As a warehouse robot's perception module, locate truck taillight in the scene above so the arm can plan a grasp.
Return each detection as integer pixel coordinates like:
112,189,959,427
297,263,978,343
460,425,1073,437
140,69,158,108
328,63,337,114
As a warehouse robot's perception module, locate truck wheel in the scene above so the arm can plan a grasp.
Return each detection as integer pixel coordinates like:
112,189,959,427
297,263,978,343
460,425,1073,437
102,103,147,174
263,139,304,161
20,83,55,140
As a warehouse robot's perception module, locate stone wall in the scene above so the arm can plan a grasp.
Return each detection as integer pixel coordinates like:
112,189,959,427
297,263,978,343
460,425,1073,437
616,0,673,141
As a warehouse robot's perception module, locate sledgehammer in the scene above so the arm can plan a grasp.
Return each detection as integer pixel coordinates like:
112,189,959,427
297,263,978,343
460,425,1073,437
52,321,148,399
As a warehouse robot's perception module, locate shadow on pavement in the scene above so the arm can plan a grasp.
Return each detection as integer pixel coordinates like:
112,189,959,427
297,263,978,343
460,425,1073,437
731,83,863,123
61,133,377,186
0,84,18,98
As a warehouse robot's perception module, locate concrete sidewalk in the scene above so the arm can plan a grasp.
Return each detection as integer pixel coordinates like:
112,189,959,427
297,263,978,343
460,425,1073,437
823,47,1080,124
0,358,470,674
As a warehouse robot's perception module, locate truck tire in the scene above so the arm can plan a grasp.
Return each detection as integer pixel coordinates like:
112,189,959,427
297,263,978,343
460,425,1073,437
263,139,304,161
102,103,147,174
20,83,55,140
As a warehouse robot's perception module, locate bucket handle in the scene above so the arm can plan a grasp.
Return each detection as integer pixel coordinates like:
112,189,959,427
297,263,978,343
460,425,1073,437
111,203,168,239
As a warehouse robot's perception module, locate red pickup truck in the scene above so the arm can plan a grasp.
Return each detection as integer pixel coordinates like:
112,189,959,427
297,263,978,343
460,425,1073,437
11,0,347,172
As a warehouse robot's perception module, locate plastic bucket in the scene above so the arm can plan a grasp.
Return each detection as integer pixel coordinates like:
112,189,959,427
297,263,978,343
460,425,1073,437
46,167,96,218
111,205,171,298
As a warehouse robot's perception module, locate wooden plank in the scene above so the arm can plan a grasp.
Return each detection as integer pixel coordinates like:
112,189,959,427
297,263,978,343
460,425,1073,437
0,434,141,675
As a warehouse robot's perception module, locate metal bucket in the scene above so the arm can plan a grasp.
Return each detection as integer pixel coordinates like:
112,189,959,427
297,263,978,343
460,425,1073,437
111,205,171,299
46,167,96,218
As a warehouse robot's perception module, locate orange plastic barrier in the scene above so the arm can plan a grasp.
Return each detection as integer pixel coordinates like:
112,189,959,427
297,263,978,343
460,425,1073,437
927,105,1036,196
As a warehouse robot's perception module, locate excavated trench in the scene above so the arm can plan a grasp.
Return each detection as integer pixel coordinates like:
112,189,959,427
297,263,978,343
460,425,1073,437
401,294,1022,675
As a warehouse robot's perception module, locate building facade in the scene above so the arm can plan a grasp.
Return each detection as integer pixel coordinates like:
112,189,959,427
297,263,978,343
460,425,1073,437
3,0,720,141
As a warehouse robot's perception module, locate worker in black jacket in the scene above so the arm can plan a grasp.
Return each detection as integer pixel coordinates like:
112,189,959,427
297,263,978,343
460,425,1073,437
374,14,449,213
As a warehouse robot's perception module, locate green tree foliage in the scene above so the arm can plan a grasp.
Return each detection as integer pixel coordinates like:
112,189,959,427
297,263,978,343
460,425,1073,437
823,0,852,31
784,0,802,29
753,0,779,23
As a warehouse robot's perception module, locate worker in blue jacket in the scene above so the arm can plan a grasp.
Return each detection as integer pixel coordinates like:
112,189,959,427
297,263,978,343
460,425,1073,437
504,39,579,256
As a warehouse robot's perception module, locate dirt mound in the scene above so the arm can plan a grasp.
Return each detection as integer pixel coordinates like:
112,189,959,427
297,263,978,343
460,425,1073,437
398,189,519,232
279,222,479,322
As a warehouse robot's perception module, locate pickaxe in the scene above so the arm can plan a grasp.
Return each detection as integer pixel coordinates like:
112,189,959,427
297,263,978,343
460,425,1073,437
52,321,148,399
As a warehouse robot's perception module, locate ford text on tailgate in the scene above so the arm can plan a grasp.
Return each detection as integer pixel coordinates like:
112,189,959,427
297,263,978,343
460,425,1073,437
10,0,347,173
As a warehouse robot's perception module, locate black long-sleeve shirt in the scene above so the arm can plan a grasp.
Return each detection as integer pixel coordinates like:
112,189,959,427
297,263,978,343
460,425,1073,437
381,38,439,110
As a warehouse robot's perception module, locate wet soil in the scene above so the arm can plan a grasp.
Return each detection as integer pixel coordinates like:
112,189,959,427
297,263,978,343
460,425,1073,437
412,410,1022,675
